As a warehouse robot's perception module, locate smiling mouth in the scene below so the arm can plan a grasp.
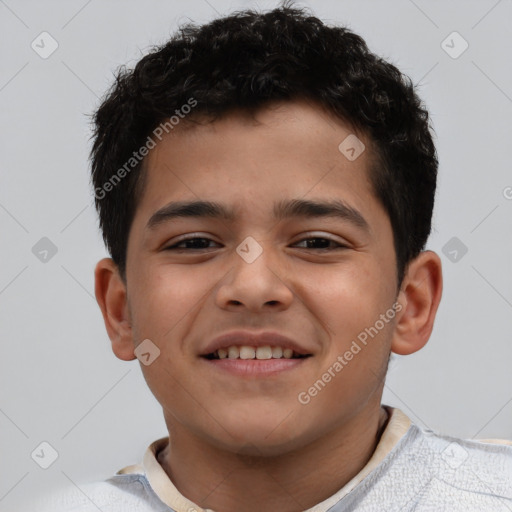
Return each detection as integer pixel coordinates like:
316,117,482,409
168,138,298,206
202,345,312,360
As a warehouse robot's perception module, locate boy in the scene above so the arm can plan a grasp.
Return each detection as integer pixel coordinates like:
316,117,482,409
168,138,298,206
42,3,512,511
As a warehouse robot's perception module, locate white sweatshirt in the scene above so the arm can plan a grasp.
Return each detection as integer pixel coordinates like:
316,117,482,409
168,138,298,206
33,407,512,512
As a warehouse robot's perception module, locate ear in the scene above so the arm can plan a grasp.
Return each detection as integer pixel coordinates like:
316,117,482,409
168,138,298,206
94,258,136,361
391,250,443,355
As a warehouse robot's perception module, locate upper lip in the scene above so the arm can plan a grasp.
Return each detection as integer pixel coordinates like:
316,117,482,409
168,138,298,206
200,330,312,357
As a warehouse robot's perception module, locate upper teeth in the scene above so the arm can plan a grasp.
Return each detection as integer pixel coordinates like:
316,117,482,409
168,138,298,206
216,346,296,359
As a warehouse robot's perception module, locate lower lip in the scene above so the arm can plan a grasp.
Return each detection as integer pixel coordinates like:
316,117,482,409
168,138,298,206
201,357,310,377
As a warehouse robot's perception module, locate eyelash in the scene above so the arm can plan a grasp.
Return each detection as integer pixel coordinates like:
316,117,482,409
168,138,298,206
164,236,347,251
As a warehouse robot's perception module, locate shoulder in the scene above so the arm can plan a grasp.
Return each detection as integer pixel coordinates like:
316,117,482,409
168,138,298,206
398,425,512,505
339,423,512,511
34,473,173,512
415,426,512,474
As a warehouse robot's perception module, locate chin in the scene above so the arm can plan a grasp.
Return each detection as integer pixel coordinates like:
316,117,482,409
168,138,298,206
204,409,313,456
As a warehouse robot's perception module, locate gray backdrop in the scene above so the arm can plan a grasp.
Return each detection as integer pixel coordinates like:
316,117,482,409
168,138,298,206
1,0,511,510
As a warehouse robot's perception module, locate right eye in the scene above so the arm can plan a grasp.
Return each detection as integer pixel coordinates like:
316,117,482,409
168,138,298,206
163,237,221,250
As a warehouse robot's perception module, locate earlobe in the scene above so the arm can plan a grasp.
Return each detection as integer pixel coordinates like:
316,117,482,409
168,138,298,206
391,250,443,356
94,258,136,361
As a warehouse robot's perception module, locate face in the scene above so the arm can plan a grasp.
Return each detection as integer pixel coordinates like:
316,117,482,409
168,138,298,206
123,99,401,455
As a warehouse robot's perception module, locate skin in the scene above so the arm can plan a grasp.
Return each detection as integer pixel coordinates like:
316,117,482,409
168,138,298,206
95,98,443,512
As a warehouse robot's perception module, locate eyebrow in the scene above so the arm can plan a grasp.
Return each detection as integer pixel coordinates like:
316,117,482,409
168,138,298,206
146,198,370,233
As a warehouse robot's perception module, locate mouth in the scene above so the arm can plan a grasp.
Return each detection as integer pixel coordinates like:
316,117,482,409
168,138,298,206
199,331,313,376
202,345,312,360
200,345,312,377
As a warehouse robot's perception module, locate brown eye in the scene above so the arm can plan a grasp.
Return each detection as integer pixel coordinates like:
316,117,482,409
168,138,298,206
293,237,346,250
165,237,219,250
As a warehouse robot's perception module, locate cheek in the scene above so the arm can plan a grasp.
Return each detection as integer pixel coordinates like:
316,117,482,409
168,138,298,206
128,265,207,340
296,266,395,419
301,259,396,387
301,260,386,331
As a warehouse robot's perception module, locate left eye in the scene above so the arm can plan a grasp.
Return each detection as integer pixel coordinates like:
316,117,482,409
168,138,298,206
293,237,346,250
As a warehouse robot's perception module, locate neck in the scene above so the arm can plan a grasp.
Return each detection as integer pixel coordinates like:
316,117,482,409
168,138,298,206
157,405,389,512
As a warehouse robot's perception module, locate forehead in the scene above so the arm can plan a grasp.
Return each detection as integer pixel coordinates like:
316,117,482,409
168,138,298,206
132,99,388,235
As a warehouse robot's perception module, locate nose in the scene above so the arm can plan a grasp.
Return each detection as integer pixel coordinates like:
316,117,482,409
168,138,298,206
215,240,294,313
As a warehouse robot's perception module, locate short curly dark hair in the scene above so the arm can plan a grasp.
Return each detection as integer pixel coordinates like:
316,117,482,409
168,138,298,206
90,1,438,287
